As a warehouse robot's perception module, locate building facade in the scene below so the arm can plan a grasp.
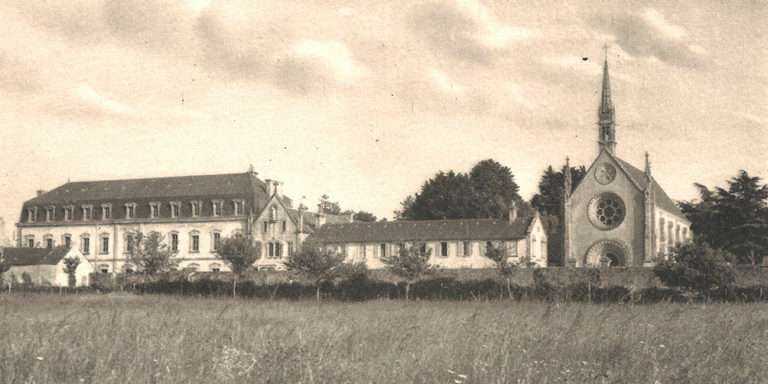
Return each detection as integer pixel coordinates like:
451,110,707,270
15,167,350,273
0,246,94,287
563,55,692,267
305,204,548,268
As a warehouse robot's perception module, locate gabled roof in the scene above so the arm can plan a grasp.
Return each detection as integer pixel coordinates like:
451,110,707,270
306,215,535,244
0,247,69,266
615,159,688,220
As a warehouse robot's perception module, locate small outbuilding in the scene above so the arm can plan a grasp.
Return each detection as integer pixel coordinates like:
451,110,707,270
0,247,93,287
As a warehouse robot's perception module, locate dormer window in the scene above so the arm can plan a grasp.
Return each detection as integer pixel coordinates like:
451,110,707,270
170,202,181,218
124,203,136,219
82,205,93,221
101,204,112,220
64,206,74,221
190,201,201,217
26,207,37,223
45,206,55,222
149,202,160,218
269,205,278,221
212,200,223,216
233,200,244,216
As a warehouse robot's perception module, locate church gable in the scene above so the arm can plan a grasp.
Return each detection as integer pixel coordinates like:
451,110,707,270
572,149,643,201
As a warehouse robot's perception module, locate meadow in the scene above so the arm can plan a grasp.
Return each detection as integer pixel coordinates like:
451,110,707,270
0,294,766,383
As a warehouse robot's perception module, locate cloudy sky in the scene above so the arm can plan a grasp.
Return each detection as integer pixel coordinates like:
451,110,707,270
0,0,766,240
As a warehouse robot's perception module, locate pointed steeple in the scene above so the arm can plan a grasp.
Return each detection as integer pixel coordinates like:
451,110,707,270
644,152,652,179
563,157,572,198
598,44,616,154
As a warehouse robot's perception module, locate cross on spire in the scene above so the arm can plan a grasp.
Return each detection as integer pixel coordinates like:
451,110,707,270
597,43,616,154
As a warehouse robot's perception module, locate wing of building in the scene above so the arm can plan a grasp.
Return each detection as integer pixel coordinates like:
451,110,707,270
305,204,548,268
562,53,692,267
0,246,93,287
15,167,350,273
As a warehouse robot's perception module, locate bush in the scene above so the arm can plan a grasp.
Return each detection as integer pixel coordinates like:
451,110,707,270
654,242,736,298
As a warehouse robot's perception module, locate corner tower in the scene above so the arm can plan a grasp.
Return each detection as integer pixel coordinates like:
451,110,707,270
598,48,616,154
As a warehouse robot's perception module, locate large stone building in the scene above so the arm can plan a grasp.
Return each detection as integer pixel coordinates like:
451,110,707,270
15,167,350,273
306,203,548,268
563,55,692,267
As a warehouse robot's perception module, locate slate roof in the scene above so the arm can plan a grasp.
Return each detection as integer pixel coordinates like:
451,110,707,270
0,247,69,266
20,172,272,223
306,215,535,244
615,159,688,220
285,209,353,234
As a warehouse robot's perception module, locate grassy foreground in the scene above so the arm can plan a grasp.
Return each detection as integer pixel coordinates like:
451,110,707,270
0,295,766,383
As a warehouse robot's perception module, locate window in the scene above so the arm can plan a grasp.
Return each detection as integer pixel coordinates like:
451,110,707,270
100,235,110,255
287,241,294,257
99,264,109,274
25,235,35,248
101,204,112,219
282,220,287,233
379,243,387,258
150,202,160,218
62,234,72,249
81,235,90,255
440,242,448,257
270,206,278,221
659,218,666,242
263,221,269,233
212,200,223,216
170,232,179,252
507,241,518,257
210,263,222,273
26,207,37,223
419,243,428,256
185,263,200,272
267,242,282,258
125,234,135,254
82,205,93,221
462,241,472,257
123,264,135,274
683,227,689,241
190,232,200,253
361,244,367,259
64,206,74,221
170,202,180,218
124,203,136,219
190,201,201,217
44,235,54,249
45,206,55,222
267,242,275,258
233,200,244,216
275,242,282,258
212,232,221,251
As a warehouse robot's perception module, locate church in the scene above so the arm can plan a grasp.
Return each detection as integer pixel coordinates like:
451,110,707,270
563,55,692,267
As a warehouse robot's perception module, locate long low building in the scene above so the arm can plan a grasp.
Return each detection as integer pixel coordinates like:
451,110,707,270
0,246,93,287
305,205,548,268
15,166,350,273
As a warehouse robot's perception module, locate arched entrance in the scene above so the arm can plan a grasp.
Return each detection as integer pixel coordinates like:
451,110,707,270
584,240,630,267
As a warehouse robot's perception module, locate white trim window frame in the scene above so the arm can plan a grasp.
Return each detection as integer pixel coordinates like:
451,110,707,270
169,231,179,253
81,204,93,221
211,230,222,252
100,233,110,255
64,205,74,221
45,206,56,222
27,207,37,223
190,201,202,217
170,201,181,218
233,199,244,216
124,203,137,219
211,200,223,217
80,234,91,255
189,231,200,253
101,203,112,220
149,202,161,219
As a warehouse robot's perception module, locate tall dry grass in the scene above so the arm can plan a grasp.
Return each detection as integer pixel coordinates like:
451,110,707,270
0,294,766,383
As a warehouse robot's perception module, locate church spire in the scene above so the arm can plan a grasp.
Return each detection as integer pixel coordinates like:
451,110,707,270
598,44,616,154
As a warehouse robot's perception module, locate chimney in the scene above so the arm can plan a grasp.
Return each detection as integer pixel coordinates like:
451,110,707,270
273,181,282,197
298,204,306,233
248,164,258,176
316,204,326,227
265,179,274,196
349,211,355,223
36,190,46,197
508,201,518,222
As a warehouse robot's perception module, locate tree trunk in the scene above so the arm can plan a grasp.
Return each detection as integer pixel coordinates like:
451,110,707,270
751,249,756,269
232,276,237,298
405,282,410,301
506,277,512,300
316,283,321,304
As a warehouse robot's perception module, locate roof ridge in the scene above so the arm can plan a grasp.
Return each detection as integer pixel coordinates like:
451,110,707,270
61,171,253,185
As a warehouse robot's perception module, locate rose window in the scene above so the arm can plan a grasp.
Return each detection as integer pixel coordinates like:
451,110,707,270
588,193,625,230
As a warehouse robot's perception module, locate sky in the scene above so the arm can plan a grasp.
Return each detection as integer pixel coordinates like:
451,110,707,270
0,0,766,242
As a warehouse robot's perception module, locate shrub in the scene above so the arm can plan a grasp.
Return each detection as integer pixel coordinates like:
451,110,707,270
654,242,736,298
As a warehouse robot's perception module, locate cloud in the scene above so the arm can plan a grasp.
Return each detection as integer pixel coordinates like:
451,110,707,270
288,40,368,85
428,69,465,95
588,7,710,68
408,0,532,64
0,53,41,93
72,85,134,117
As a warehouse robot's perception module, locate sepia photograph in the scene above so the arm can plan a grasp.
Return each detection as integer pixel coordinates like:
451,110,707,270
0,0,766,382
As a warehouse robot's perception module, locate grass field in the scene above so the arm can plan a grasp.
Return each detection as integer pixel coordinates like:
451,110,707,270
0,294,766,383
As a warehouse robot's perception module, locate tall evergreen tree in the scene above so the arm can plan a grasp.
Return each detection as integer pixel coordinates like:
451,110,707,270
680,170,768,265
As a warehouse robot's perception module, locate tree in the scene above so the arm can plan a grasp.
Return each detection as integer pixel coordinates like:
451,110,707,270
680,170,768,265
284,246,346,303
653,242,736,298
217,235,260,297
127,231,177,277
353,211,377,222
484,241,515,299
396,159,522,220
62,256,80,288
318,194,342,215
381,242,437,300
530,163,587,265
468,159,521,219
